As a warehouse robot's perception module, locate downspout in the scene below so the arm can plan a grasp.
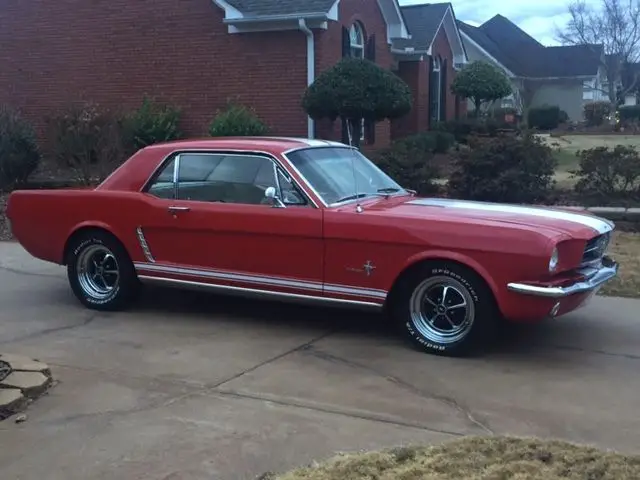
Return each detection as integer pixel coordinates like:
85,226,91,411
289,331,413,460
298,18,315,139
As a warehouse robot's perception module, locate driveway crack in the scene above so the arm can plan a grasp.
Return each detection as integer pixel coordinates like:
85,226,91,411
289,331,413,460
301,346,494,435
0,312,100,345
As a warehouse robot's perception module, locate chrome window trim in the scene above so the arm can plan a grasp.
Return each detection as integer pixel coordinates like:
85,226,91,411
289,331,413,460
141,149,319,209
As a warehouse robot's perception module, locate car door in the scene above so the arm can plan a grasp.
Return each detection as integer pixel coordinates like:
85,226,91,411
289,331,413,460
137,151,324,297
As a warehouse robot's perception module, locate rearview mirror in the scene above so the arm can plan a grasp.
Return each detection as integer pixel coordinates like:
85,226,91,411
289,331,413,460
264,187,286,208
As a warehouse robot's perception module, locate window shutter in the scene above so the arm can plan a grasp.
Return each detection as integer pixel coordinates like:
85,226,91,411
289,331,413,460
342,26,350,58
341,26,350,143
427,56,434,128
365,34,376,61
440,58,447,122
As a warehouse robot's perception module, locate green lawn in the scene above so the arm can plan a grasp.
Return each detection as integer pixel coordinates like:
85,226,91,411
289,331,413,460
270,436,640,480
539,134,640,188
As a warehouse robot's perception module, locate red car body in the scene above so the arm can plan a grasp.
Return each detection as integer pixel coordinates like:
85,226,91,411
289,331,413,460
6,137,618,356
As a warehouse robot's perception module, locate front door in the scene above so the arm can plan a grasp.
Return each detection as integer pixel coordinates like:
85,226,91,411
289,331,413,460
137,151,324,297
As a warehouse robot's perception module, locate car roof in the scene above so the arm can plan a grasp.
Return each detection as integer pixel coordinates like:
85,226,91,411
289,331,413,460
144,136,348,154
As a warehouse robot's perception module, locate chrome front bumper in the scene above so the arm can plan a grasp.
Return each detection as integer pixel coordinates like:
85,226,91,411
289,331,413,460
507,256,619,298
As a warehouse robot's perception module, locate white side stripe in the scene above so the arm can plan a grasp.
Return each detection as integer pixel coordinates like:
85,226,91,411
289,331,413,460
408,198,614,234
133,263,387,300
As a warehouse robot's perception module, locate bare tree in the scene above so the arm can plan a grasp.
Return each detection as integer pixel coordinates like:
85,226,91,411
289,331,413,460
556,0,640,111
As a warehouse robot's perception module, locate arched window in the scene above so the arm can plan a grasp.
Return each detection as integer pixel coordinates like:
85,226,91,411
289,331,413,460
430,56,443,123
349,22,365,59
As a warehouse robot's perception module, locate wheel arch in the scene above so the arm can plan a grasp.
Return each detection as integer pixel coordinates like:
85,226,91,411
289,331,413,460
384,251,502,315
62,222,128,265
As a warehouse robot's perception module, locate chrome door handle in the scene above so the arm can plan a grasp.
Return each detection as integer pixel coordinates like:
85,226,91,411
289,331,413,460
167,206,190,213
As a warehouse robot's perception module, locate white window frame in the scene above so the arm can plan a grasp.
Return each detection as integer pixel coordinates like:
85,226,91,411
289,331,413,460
432,57,442,122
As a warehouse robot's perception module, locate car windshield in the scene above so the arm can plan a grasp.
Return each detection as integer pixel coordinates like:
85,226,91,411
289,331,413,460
285,147,406,206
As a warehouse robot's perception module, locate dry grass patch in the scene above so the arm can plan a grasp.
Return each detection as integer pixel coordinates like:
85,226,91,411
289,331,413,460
270,436,640,480
600,231,640,298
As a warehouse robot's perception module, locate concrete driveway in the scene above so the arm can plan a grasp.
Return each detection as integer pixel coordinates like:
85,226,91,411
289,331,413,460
0,242,638,480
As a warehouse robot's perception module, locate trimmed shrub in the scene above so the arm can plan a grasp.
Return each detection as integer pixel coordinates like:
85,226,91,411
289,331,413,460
0,106,41,190
527,105,563,130
572,145,640,197
209,103,269,137
448,132,557,203
618,105,640,123
122,97,182,153
371,142,440,195
394,131,455,155
583,101,611,126
46,102,126,184
434,118,508,144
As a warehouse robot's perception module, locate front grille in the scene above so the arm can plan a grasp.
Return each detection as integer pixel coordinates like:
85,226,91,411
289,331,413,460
581,232,611,266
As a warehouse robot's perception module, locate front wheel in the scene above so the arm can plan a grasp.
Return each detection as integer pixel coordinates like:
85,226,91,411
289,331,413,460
66,230,140,311
392,261,499,357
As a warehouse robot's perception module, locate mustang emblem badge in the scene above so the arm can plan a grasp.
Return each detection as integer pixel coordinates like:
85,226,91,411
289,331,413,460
346,260,376,276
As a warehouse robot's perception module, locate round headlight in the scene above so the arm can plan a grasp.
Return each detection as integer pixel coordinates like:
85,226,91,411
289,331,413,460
549,247,559,272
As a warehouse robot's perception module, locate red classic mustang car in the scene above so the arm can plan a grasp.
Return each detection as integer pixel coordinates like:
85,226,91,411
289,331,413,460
6,137,618,356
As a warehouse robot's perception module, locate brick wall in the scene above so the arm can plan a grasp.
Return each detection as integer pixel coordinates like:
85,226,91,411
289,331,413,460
314,0,394,149
0,0,309,140
391,23,463,139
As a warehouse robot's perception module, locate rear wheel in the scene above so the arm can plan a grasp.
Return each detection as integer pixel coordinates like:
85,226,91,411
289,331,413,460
392,261,499,356
66,230,140,311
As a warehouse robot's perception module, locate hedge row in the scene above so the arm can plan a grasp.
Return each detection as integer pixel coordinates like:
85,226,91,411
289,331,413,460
371,123,640,205
0,99,269,188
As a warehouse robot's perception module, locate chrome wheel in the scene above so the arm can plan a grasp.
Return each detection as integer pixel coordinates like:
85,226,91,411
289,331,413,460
409,276,475,345
76,244,120,300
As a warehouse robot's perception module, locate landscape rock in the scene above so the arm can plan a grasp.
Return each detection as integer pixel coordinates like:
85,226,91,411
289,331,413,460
0,389,27,420
2,371,52,398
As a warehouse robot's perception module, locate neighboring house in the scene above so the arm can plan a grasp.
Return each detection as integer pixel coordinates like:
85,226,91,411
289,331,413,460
0,0,467,150
457,15,606,122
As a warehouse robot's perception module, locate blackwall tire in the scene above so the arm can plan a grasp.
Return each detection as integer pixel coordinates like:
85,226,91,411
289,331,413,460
392,261,499,357
66,230,140,311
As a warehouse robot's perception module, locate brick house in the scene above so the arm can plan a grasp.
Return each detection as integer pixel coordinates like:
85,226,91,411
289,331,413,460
0,0,467,150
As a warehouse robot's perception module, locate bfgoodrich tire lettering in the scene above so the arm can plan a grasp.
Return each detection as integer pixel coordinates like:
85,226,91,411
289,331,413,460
392,261,499,357
66,230,140,311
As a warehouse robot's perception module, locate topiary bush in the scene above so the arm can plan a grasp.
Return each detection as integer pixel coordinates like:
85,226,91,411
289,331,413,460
209,103,269,137
527,105,563,130
122,97,182,153
583,101,611,127
46,102,126,185
0,106,41,190
572,145,640,199
302,57,412,146
448,132,557,203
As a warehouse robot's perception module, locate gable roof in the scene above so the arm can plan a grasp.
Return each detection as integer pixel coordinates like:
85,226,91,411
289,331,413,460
392,2,450,51
224,0,336,17
458,14,602,78
392,2,467,64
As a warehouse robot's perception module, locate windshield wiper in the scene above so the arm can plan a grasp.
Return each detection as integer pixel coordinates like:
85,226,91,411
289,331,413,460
335,193,370,203
377,187,402,194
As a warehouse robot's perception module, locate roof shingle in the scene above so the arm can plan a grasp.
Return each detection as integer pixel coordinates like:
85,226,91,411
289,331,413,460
458,14,601,78
224,0,337,17
393,3,450,51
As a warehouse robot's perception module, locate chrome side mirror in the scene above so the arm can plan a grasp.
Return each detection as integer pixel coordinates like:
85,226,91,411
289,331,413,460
264,186,286,208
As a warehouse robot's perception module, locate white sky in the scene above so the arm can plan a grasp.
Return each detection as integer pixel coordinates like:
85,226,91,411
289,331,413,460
398,0,601,46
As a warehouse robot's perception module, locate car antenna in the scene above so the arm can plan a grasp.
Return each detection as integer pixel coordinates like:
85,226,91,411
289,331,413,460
346,119,363,213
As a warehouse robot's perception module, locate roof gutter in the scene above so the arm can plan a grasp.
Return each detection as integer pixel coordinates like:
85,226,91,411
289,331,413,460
298,18,315,139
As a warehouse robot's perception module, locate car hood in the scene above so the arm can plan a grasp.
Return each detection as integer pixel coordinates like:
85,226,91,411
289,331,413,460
373,197,614,239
